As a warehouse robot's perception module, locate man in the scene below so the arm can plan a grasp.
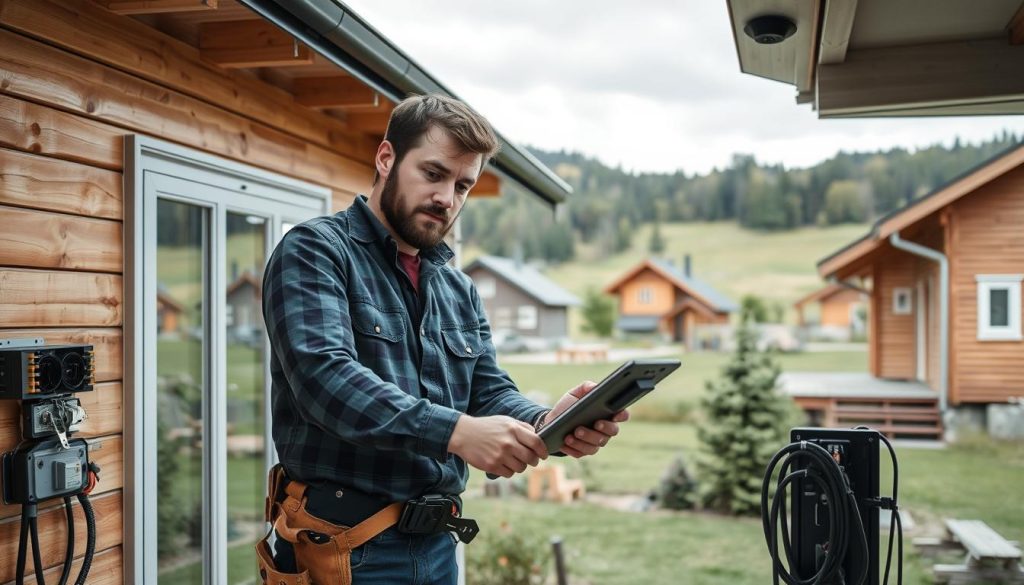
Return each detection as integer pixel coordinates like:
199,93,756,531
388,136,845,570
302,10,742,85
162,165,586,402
261,94,627,584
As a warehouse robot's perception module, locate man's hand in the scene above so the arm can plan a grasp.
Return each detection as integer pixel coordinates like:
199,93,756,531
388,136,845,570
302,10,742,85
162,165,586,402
448,415,548,478
543,381,630,458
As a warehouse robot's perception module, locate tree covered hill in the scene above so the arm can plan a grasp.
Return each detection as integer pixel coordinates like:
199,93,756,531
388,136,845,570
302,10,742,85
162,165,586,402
460,132,1020,264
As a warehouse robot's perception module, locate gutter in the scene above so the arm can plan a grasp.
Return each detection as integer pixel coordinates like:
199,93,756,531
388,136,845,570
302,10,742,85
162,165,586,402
889,232,949,412
237,0,572,208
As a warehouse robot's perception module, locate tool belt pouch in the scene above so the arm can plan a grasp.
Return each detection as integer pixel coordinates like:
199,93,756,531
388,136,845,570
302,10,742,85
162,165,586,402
256,464,401,585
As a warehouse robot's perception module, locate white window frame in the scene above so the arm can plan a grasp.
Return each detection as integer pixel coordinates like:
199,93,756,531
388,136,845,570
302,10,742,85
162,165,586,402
476,276,497,299
494,306,513,329
517,305,538,330
892,287,912,315
976,274,1023,341
125,135,330,585
637,286,653,304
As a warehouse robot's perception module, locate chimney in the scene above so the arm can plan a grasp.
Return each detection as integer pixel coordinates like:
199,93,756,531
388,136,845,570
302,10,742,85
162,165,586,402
683,254,692,278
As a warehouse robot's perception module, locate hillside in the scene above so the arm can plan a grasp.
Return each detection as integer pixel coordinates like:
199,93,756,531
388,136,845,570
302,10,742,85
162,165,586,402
464,220,868,335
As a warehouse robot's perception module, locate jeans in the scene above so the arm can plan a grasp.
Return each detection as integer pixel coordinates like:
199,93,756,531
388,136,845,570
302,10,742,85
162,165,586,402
274,527,458,585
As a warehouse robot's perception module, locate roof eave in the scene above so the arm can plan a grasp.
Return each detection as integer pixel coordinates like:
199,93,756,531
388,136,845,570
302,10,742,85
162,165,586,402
238,0,572,208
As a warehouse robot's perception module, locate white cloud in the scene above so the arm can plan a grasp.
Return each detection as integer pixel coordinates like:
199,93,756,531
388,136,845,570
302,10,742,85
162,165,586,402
344,0,1022,174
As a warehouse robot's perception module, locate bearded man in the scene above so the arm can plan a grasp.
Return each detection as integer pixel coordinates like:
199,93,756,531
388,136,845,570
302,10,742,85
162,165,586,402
260,94,627,584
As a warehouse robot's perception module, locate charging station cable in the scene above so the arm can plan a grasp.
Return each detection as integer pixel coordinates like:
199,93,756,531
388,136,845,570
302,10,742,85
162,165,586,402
855,428,903,585
761,439,869,585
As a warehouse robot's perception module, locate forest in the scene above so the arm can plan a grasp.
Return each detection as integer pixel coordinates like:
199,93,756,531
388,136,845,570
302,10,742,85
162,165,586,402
460,132,1020,263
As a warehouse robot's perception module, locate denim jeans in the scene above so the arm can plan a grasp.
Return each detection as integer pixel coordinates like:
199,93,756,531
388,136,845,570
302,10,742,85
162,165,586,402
274,527,458,585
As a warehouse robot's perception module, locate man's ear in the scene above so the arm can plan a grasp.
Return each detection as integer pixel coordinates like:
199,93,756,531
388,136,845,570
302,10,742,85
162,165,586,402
375,140,396,180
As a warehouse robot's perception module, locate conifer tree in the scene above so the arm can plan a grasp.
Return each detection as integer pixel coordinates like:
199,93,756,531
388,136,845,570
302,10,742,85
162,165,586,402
696,309,793,515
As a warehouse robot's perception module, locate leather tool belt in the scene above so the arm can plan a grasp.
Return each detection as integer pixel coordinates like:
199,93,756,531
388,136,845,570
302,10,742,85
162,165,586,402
255,464,479,585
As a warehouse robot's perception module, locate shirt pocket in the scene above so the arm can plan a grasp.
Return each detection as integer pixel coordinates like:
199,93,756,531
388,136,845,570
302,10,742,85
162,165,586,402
350,302,406,363
439,325,483,405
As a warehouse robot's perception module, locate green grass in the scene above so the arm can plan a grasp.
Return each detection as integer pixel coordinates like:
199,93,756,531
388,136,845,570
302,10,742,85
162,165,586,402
467,432,1024,585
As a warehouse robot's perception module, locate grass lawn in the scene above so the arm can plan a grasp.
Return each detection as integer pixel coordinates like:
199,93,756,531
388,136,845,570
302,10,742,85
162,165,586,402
466,429,1024,585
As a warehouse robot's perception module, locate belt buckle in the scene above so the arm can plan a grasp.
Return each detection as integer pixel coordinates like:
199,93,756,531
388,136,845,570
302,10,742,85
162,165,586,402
398,495,479,544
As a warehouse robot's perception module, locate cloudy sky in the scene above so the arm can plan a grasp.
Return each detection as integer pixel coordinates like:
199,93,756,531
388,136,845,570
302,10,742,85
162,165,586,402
344,0,1021,175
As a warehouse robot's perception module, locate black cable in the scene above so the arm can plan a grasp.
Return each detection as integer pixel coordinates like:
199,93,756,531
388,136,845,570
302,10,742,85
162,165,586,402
73,493,96,585
761,440,869,585
855,427,902,585
58,497,74,585
16,509,29,585
28,503,46,585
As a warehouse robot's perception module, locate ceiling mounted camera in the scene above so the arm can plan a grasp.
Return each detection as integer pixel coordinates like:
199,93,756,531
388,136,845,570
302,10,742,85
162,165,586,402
744,15,797,45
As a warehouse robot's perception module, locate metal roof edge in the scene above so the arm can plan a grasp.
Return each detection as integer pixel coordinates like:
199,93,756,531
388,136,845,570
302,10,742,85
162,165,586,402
238,0,571,207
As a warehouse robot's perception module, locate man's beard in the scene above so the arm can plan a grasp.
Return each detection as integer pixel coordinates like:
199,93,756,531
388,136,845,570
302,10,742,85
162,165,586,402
380,167,456,250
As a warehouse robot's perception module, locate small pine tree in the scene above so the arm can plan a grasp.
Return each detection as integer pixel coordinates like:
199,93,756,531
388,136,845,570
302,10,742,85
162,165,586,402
658,453,698,510
580,288,615,338
696,309,792,515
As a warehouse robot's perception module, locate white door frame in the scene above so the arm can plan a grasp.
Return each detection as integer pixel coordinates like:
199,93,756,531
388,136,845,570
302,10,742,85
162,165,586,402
125,135,330,585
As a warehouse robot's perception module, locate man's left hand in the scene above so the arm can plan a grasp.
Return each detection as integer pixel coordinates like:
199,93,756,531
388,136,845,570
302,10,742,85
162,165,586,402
542,381,630,458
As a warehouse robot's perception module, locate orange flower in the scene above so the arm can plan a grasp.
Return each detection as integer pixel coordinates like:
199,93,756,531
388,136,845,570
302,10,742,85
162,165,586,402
498,556,509,567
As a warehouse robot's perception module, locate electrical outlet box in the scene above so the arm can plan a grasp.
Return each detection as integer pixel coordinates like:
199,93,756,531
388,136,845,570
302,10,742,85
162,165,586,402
790,427,879,585
22,397,87,440
0,344,95,400
1,438,90,504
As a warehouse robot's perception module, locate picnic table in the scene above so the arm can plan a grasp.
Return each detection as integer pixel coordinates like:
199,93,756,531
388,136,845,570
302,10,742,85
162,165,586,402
555,343,608,364
916,519,1023,584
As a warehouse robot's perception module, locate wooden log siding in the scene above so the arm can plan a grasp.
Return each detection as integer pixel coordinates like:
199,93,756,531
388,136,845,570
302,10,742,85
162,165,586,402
0,147,122,220
0,0,392,578
0,491,123,584
875,251,916,379
0,0,377,162
948,166,1024,404
0,31,373,193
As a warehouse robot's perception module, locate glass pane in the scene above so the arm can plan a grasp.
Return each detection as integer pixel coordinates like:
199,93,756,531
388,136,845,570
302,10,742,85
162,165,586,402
156,199,206,583
990,288,1010,327
226,213,268,585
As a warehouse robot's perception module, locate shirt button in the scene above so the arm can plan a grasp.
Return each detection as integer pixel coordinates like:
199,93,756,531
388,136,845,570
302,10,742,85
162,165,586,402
374,325,381,333
465,346,472,354
421,327,426,336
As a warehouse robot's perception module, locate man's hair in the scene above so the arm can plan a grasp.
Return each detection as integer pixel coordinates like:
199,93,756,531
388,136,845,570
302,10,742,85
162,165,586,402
373,94,500,184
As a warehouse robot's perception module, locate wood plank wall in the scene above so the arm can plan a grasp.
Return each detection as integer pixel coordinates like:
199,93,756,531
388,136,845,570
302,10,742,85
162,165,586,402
0,1,375,582
874,248,916,380
948,165,1024,404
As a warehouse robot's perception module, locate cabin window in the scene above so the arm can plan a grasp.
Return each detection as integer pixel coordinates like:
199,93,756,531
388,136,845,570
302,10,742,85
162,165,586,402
976,275,1022,341
494,306,513,328
892,287,912,315
477,276,497,299
637,287,653,304
517,305,538,329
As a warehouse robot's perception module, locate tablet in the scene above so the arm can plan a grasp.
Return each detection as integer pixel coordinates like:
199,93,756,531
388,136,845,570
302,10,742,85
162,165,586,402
538,358,681,454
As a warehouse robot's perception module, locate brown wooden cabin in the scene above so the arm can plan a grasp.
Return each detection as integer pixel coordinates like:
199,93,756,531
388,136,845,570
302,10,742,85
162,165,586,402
0,1,569,583
793,283,867,341
802,144,1024,439
604,257,736,350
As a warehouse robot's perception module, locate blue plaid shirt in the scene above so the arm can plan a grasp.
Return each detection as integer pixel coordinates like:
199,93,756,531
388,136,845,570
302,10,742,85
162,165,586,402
263,196,547,501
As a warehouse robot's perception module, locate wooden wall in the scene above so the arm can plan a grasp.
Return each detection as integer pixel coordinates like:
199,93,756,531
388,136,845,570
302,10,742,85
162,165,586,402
618,269,676,315
0,1,375,582
872,248,916,380
820,287,863,327
948,164,1024,404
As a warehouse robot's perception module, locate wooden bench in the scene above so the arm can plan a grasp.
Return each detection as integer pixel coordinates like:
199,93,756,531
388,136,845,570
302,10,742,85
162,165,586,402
555,344,609,364
526,464,585,504
923,519,1024,584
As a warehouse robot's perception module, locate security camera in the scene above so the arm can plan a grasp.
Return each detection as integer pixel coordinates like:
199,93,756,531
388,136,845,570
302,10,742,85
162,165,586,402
744,15,797,45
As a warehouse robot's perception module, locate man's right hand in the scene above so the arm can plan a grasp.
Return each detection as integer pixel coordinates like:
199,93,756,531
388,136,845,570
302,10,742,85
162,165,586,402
448,415,548,478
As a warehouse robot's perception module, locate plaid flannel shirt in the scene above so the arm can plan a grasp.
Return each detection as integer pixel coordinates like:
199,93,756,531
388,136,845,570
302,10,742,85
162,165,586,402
263,196,548,501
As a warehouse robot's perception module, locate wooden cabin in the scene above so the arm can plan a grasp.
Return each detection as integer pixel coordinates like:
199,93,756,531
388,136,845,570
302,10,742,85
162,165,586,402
604,257,736,350
800,144,1024,438
0,1,569,583
793,283,867,341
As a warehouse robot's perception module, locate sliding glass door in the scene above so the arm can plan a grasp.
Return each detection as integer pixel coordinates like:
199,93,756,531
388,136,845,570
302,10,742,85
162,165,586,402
128,136,330,585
